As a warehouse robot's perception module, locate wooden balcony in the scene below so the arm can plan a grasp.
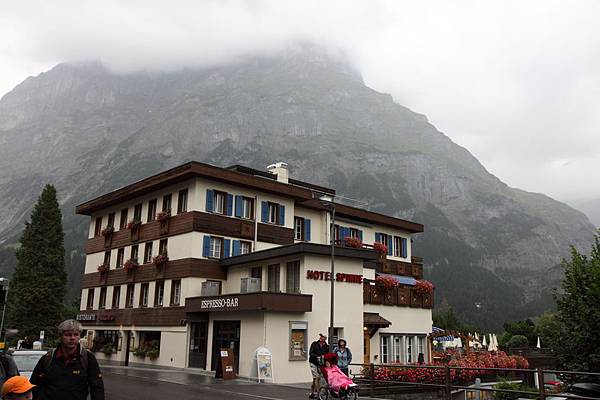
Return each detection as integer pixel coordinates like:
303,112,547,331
363,283,433,309
364,257,423,279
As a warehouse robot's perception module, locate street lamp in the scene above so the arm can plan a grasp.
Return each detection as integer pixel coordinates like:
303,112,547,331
0,278,9,343
319,194,336,351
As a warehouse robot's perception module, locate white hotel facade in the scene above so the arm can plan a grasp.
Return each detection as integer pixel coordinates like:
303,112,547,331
76,161,433,383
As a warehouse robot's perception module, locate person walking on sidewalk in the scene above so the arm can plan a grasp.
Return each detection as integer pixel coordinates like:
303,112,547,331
1,376,35,400
30,319,104,400
333,338,353,376
308,333,329,398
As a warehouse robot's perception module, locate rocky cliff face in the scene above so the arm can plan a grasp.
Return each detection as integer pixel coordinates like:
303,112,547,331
0,48,595,329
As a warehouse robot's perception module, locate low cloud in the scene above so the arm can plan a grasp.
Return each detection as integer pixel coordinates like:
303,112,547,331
1,0,600,202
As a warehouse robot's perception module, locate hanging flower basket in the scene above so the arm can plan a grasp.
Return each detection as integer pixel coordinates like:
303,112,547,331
127,219,142,230
344,237,363,248
373,242,388,255
156,211,170,223
414,279,435,296
375,275,399,290
152,253,169,268
97,264,109,274
101,226,114,237
124,259,139,272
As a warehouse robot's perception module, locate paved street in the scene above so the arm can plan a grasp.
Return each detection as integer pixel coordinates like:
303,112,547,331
103,365,314,400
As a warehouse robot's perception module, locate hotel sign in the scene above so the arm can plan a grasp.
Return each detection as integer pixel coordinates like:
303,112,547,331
306,270,363,284
200,297,240,310
76,314,96,321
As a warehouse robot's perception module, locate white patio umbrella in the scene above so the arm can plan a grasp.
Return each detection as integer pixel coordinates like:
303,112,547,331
457,337,463,348
537,336,541,349
475,332,479,340
482,335,487,347
493,334,499,350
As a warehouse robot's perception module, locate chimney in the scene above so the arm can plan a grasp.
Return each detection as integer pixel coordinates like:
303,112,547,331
267,162,289,184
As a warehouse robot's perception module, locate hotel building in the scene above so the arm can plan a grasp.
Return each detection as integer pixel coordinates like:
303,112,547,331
76,161,433,383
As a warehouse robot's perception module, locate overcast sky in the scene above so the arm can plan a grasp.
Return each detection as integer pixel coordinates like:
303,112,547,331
1,0,599,202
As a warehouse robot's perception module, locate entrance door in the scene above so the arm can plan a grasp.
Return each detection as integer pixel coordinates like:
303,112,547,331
363,330,370,364
189,322,208,369
211,321,241,372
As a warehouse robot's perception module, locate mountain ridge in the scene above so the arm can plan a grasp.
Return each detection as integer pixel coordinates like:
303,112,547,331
0,51,595,329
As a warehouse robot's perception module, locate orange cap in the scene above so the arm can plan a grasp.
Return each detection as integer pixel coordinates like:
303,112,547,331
1,376,36,397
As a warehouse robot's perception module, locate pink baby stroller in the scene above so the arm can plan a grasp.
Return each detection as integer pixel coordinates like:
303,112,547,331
318,353,359,400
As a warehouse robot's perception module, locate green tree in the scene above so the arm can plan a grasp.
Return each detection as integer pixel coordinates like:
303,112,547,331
554,234,600,371
502,319,537,346
433,300,462,330
505,334,529,349
6,185,67,343
534,311,561,351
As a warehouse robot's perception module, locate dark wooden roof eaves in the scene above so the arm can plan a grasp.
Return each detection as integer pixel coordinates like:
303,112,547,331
298,199,424,234
219,242,378,267
363,312,392,327
226,165,336,195
76,161,317,215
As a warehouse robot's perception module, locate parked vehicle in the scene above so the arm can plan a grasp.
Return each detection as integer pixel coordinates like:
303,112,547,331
547,383,600,400
11,350,47,378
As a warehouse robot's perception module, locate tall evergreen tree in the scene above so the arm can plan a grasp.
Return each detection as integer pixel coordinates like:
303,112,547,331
6,185,67,342
554,233,600,371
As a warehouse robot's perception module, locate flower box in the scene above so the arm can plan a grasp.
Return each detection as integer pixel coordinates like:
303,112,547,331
123,259,139,273
344,237,363,248
152,253,169,268
375,274,399,290
414,280,434,296
97,264,109,274
156,211,170,223
101,226,114,237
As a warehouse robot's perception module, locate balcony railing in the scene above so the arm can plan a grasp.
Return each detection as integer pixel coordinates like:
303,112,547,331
363,282,433,309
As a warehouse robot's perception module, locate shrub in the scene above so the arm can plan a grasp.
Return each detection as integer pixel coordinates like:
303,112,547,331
344,237,363,248
133,347,146,358
506,335,529,349
101,343,115,356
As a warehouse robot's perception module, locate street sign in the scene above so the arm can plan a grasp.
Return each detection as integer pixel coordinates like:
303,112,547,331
40,330,45,339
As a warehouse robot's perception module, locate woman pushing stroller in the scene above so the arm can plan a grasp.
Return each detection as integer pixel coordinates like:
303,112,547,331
319,353,358,399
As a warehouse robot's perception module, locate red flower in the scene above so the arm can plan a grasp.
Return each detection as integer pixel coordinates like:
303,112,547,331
156,211,170,223
97,264,109,273
124,259,139,272
344,237,363,248
152,253,169,267
127,219,141,230
101,226,114,237
375,275,399,289
414,280,435,296
373,242,388,255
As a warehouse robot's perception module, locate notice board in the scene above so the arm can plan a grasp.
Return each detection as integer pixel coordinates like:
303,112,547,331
216,348,237,380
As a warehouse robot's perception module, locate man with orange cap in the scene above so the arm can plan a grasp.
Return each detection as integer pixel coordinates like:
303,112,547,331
1,376,35,400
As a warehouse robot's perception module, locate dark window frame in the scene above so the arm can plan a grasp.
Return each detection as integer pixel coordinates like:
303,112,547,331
86,288,95,310
162,193,172,213
143,242,153,264
119,208,128,230
170,279,181,305
112,286,121,309
177,189,188,214
147,199,157,222
139,283,149,308
116,248,125,268
294,217,305,240
125,284,135,308
94,217,102,237
154,281,165,307
99,287,107,310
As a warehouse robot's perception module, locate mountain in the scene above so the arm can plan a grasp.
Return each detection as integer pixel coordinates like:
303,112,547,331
569,198,600,227
0,47,595,330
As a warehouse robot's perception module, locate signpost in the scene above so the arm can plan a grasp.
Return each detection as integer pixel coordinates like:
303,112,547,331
216,348,237,380
256,347,274,383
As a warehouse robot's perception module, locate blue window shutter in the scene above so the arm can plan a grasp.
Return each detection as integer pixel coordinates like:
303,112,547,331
388,236,393,256
235,195,243,218
206,190,214,212
358,230,363,241
278,205,285,226
223,239,231,258
402,238,408,258
375,232,381,243
340,227,349,240
232,240,240,256
226,194,233,216
261,201,268,223
304,219,311,242
202,236,211,258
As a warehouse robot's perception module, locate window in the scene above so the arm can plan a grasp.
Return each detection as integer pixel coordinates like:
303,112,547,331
103,251,111,268
393,336,402,363
394,236,408,258
209,237,222,259
417,336,425,360
349,228,360,238
239,241,251,255
286,261,300,294
376,232,392,256
268,264,280,292
92,330,120,352
289,321,308,361
112,286,121,309
294,217,305,240
154,281,165,307
162,194,172,213
125,284,135,308
235,196,254,219
116,248,125,268
144,242,153,264
119,208,128,230
177,189,188,214
86,289,95,310
381,335,390,364
268,202,279,224
99,287,107,309
107,212,115,228
131,245,139,262
94,217,102,236
407,336,414,363
213,191,225,214
159,239,168,255
140,283,149,307
133,203,143,222
147,199,157,222
334,224,340,243
251,266,262,279
171,280,181,305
